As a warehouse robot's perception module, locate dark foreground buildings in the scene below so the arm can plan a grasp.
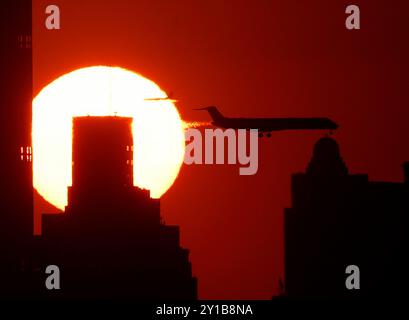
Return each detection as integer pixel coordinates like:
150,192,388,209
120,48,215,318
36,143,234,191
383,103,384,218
0,0,33,298
37,117,197,299
0,0,196,300
285,137,409,298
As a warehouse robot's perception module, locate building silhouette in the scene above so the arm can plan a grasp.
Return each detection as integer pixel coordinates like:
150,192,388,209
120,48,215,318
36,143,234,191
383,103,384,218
37,116,197,300
285,137,409,298
0,0,33,299
0,0,196,300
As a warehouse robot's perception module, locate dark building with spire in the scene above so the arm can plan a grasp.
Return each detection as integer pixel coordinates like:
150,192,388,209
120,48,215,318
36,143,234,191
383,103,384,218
285,137,409,298
38,117,197,300
0,0,34,298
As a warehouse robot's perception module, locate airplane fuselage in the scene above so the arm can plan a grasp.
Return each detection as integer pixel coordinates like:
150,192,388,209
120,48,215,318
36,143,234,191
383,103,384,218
213,117,338,132
195,106,339,134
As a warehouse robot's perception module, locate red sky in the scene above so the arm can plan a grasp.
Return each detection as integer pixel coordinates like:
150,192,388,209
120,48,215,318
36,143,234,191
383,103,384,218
32,0,409,299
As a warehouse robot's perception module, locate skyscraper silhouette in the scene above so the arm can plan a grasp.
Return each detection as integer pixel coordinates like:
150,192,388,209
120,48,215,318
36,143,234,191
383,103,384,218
0,1,196,299
38,116,197,300
0,0,34,298
285,137,409,298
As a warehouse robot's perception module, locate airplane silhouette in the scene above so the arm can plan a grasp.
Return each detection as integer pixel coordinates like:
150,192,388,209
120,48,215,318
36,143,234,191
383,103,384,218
194,106,338,137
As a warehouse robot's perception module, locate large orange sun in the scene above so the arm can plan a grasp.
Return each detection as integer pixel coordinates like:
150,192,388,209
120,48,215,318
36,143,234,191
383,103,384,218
33,66,185,210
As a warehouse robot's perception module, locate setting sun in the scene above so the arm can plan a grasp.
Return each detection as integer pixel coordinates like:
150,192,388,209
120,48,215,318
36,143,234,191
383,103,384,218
33,66,185,210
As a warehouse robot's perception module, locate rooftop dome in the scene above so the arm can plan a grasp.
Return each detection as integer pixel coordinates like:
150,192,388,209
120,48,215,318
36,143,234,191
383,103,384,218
306,137,348,176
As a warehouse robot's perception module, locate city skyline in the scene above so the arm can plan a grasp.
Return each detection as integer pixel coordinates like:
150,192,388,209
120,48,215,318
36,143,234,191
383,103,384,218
1,0,408,300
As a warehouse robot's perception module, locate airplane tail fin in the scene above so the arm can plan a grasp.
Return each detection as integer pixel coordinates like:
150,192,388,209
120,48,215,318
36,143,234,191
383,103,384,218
194,106,225,123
